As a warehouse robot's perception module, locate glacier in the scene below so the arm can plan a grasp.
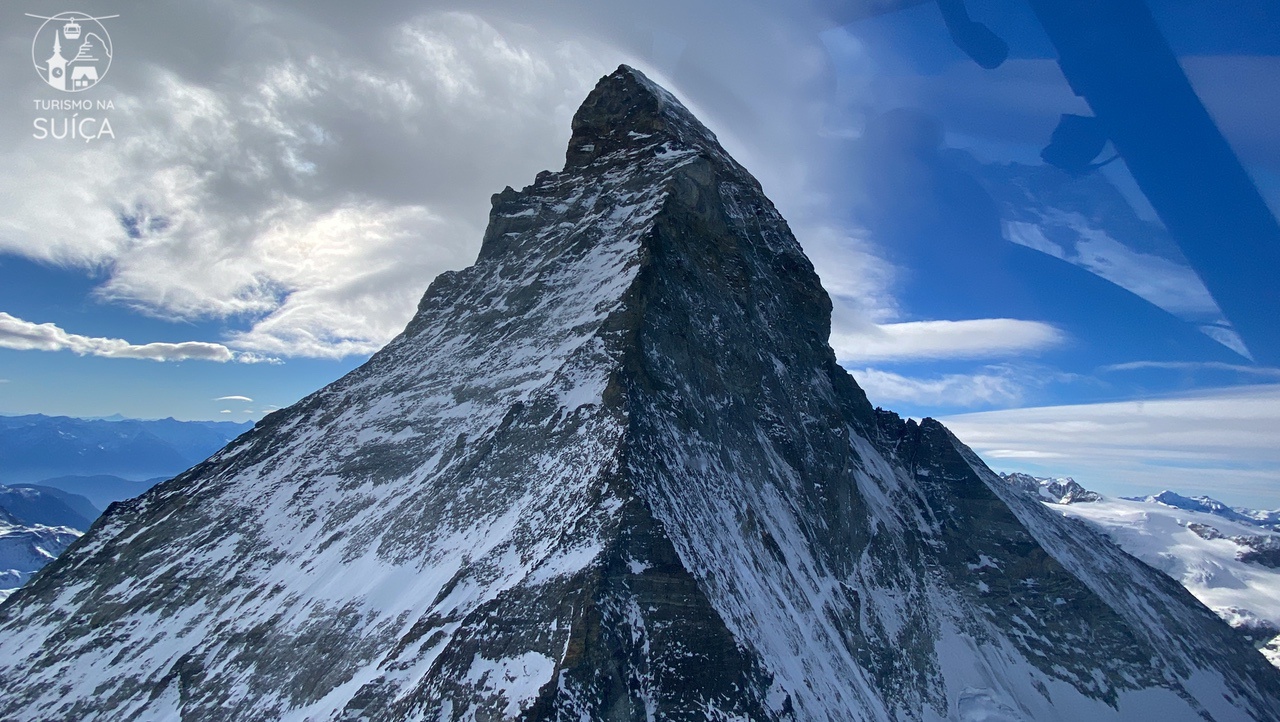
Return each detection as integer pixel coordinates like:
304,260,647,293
1002,475,1280,672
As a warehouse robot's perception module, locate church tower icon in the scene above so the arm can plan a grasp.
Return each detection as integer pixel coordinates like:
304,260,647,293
46,32,68,91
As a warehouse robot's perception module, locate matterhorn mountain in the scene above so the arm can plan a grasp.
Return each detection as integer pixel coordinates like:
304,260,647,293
2,66,1278,721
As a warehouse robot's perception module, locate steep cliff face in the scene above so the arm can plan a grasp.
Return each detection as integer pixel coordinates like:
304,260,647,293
1,66,1277,722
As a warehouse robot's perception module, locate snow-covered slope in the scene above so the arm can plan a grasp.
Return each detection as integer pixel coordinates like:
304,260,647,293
1009,479,1280,670
0,485,91,603
1,66,1278,721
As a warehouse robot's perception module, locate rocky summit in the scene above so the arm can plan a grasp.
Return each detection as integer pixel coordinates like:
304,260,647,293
1,66,1278,721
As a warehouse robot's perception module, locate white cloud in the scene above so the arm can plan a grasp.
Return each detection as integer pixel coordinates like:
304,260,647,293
850,367,1026,408
0,312,254,363
832,318,1064,363
805,227,899,327
1101,361,1280,378
204,201,477,358
980,449,1067,460
0,10,614,359
1,4,848,361
940,385,1280,506
215,395,254,403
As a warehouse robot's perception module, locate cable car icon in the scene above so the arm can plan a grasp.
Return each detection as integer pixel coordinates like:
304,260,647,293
62,19,82,40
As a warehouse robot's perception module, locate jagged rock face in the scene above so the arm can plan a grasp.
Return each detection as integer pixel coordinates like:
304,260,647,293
2,66,1279,721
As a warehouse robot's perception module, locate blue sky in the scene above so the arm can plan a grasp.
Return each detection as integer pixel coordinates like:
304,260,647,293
819,0,1280,504
0,0,1277,505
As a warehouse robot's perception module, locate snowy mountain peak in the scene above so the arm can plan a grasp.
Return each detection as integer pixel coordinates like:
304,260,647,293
1000,471,1102,504
565,65,724,171
1150,490,1235,512
1,68,1278,722
1129,490,1280,533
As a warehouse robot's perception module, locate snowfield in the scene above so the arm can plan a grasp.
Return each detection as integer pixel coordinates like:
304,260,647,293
1005,475,1280,669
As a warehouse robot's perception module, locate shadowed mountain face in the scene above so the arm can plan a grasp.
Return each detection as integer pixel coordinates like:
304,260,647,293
0,485,97,530
0,66,1277,721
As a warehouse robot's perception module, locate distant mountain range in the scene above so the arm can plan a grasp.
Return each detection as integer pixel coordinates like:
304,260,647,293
0,484,95,602
18,475,169,512
1001,471,1102,504
0,414,252,484
1002,473,1280,669
1122,490,1280,533
0,415,251,603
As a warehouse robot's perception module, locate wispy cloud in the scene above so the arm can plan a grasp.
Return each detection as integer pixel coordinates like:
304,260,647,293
941,384,1280,506
980,449,1067,460
832,319,1064,364
850,367,1026,408
1101,361,1280,378
0,12,607,360
806,228,898,327
214,395,254,403
0,312,266,363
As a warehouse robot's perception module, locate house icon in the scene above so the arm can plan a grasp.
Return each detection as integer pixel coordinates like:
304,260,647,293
71,66,98,90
